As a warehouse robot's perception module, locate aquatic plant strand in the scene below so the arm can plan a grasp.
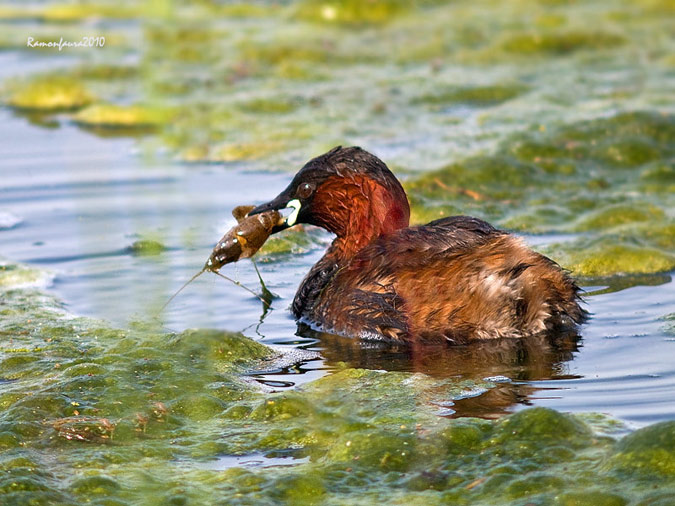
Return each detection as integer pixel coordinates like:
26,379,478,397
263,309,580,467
160,268,269,313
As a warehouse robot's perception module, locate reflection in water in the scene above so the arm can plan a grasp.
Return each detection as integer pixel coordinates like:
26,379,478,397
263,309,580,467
583,273,672,296
11,109,61,129
298,324,581,419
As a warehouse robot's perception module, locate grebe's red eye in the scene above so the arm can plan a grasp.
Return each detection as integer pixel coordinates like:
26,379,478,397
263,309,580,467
297,182,315,199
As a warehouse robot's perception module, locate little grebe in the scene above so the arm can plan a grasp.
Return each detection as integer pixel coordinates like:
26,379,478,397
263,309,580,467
250,146,586,344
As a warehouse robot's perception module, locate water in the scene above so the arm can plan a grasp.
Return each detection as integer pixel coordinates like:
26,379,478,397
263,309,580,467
195,453,310,471
2,99,674,429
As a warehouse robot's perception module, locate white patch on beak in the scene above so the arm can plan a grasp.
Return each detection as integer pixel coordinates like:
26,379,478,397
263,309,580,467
285,199,302,227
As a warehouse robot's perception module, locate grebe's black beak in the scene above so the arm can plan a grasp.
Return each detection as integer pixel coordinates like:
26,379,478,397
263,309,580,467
248,190,297,233
248,196,286,216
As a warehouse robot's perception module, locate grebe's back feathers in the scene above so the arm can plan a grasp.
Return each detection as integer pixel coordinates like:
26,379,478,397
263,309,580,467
300,216,585,343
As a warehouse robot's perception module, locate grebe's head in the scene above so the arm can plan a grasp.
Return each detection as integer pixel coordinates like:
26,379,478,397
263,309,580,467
249,147,410,247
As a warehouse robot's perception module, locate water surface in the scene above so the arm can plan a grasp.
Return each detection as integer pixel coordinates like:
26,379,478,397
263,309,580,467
1,101,673,427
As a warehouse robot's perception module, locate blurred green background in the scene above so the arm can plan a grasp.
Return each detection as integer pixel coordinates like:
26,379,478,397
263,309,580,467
2,0,673,278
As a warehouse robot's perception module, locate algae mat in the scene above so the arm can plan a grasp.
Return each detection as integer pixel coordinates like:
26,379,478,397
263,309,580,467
1,272,675,505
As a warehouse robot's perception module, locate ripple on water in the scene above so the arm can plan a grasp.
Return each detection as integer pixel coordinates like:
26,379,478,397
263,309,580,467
0,210,22,229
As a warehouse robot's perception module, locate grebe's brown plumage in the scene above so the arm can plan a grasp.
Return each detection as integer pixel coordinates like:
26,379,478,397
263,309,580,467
250,146,586,344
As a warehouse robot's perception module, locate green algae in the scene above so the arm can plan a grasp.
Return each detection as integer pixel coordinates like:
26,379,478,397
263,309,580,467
640,160,675,192
0,6,30,20
178,328,274,368
0,3,138,22
2,280,675,504
69,65,139,81
557,491,628,506
127,239,167,256
239,97,300,115
212,3,282,18
42,4,138,22
413,84,528,107
406,111,675,276
143,23,228,64
0,282,275,451
0,262,52,289
408,202,463,228
572,203,665,232
73,104,170,131
211,141,287,162
406,155,537,203
236,37,376,71
492,407,593,448
544,238,675,277
501,30,625,55
4,76,95,112
608,422,675,477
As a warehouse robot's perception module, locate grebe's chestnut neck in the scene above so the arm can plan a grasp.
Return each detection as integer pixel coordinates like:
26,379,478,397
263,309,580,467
250,146,410,261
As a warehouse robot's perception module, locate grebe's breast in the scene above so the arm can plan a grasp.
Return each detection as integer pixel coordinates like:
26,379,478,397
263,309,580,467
295,216,585,344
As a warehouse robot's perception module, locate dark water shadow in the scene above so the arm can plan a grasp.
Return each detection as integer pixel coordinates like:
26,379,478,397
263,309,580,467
298,324,582,419
10,108,61,129
72,122,158,138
